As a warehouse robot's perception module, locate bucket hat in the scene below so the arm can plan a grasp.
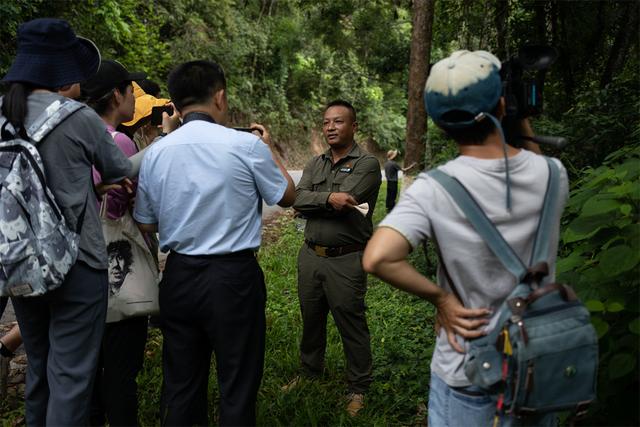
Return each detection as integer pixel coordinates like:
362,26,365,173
3,18,101,88
424,50,502,129
82,59,146,101
122,82,169,127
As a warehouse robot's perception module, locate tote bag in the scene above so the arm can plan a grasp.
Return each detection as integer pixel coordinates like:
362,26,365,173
101,196,159,322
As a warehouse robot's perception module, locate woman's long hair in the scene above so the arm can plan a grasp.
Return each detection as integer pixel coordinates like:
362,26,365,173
1,82,33,139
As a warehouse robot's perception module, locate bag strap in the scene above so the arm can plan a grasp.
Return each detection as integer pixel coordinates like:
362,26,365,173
26,98,85,144
427,157,559,283
528,157,560,267
428,169,528,281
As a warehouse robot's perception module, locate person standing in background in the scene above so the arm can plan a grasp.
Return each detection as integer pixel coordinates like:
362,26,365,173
383,149,416,212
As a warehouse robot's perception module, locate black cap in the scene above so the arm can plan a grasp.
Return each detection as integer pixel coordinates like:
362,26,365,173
81,59,146,100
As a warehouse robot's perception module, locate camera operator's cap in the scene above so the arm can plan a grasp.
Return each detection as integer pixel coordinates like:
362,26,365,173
424,50,502,129
122,82,169,127
81,59,146,101
3,18,101,88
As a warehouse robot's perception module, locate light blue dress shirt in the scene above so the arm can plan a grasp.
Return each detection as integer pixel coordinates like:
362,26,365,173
133,120,287,255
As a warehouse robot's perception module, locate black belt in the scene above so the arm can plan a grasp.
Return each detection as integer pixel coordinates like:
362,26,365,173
305,240,365,258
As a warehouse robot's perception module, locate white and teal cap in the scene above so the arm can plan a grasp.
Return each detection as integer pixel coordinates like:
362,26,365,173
424,50,502,129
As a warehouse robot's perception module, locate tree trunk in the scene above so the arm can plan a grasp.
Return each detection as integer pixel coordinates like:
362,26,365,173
600,1,638,88
405,0,435,171
555,0,575,102
494,0,509,59
533,0,547,45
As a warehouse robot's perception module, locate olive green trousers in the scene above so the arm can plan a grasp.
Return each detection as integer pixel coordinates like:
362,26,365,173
296,244,372,393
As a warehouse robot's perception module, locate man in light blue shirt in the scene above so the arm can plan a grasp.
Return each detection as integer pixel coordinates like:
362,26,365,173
134,60,295,426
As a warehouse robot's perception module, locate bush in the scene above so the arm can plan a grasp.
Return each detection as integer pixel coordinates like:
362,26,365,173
556,143,640,426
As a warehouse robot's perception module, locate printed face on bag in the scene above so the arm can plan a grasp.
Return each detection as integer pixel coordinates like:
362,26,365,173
107,240,133,295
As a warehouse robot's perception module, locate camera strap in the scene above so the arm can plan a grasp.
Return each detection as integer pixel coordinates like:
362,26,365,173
182,112,216,125
484,112,512,212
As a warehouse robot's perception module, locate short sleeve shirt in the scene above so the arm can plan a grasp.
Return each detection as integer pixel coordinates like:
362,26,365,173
134,120,287,255
379,150,569,387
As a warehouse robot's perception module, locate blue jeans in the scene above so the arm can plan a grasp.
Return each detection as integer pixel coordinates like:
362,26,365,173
428,372,556,427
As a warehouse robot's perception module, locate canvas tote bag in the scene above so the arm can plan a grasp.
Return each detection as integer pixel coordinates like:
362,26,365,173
100,194,159,322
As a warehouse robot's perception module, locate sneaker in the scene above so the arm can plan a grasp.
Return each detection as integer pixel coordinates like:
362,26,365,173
281,375,302,393
345,392,365,417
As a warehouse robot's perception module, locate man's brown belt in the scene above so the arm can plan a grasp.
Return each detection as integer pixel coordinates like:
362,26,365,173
305,240,366,258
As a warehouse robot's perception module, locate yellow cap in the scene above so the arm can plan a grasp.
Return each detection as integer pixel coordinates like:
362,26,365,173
122,81,169,127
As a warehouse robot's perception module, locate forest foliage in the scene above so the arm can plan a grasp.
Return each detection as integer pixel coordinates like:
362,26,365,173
1,0,639,425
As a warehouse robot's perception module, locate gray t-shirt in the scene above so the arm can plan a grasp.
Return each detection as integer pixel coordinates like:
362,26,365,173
1,92,131,270
379,150,568,387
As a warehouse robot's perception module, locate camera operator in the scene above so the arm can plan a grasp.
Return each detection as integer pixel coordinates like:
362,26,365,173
362,50,568,426
133,60,295,426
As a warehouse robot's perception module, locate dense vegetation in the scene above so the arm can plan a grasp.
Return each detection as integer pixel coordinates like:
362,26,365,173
1,0,638,425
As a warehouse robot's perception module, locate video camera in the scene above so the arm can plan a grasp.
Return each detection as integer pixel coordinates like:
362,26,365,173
500,45,566,148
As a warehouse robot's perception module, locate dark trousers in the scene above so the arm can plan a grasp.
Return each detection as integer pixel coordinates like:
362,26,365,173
159,251,266,427
0,297,7,318
386,180,398,212
11,261,107,426
90,315,149,427
297,245,372,393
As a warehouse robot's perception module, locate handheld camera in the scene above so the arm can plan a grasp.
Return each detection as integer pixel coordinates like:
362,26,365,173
150,105,174,126
501,46,566,148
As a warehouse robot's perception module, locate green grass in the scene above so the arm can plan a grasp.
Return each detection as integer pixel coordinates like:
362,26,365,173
3,183,439,426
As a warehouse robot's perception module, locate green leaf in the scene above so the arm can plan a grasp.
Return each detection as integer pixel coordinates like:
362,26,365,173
556,252,584,274
564,215,610,243
586,300,605,312
591,316,609,338
620,204,632,216
607,300,625,313
598,245,639,276
581,198,621,217
608,353,636,380
629,318,640,335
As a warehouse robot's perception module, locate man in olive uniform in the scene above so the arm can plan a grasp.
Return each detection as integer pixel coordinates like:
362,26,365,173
291,100,381,416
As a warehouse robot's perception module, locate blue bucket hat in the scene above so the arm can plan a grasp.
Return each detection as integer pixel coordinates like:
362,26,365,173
2,18,101,88
424,50,502,129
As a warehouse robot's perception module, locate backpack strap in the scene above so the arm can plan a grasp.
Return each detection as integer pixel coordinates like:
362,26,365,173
529,157,560,267
427,157,559,284
428,169,528,281
26,98,85,144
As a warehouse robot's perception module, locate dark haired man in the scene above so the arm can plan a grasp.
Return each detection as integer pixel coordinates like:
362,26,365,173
133,60,295,426
363,50,567,426
288,100,381,416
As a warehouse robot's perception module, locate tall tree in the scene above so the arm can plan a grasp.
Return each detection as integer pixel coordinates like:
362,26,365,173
405,0,435,170
600,0,639,88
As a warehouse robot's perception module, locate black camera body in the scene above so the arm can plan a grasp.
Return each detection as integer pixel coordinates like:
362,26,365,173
501,46,562,147
501,45,558,118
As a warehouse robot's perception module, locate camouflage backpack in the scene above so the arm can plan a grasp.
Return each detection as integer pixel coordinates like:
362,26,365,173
0,98,86,297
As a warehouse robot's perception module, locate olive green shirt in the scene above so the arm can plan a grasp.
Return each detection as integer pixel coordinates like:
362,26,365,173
294,143,381,246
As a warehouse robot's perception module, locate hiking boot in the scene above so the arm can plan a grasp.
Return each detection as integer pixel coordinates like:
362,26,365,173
281,375,302,393
345,392,365,417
